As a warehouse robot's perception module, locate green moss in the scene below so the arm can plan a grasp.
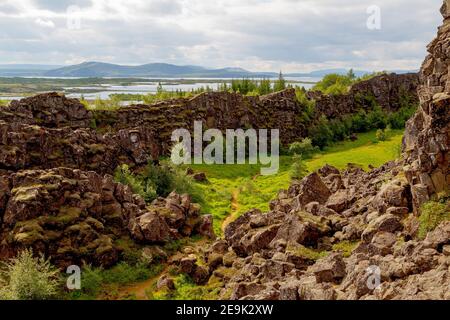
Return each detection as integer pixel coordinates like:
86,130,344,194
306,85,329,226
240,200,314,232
48,150,64,160
13,220,45,245
418,195,450,239
287,244,329,261
152,274,222,300
93,236,114,255
114,237,143,265
48,207,82,225
86,144,106,154
332,240,360,257
11,185,45,202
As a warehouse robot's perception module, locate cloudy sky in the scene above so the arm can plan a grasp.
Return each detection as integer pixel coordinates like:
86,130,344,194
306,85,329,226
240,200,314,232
0,0,444,72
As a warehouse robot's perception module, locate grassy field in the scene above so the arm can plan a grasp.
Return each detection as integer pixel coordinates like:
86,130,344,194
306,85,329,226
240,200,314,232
188,130,404,235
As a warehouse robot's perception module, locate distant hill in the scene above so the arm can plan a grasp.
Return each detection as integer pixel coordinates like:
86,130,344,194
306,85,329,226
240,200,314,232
288,68,418,78
43,62,277,78
0,62,417,78
0,64,63,77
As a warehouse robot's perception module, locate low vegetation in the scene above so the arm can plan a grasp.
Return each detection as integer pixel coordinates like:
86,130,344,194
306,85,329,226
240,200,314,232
0,249,60,300
114,162,204,205
67,262,164,300
306,105,415,149
312,70,384,95
151,274,222,300
189,130,404,235
418,194,450,239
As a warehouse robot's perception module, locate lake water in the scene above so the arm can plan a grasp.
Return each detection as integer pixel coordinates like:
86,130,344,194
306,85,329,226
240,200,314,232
1,77,320,101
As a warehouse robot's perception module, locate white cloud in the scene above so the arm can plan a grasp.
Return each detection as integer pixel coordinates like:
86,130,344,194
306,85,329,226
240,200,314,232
0,0,444,72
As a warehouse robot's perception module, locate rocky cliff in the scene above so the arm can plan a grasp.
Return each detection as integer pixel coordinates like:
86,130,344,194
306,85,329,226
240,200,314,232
308,73,419,119
403,0,450,212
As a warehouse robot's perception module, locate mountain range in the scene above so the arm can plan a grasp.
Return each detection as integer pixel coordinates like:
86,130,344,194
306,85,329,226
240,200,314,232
0,61,417,78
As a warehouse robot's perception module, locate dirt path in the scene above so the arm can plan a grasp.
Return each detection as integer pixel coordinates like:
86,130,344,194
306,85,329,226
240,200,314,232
221,189,239,234
118,267,168,300
116,238,211,300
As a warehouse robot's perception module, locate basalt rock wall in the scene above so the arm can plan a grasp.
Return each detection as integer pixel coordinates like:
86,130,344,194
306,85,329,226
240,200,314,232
403,0,450,211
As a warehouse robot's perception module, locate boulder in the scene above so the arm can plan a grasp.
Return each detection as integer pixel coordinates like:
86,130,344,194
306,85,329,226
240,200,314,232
310,252,346,284
130,211,171,243
157,275,175,291
290,173,331,208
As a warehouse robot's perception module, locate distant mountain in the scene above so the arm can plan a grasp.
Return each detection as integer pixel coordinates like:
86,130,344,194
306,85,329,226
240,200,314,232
0,64,63,76
43,62,277,78
0,62,418,79
288,68,418,78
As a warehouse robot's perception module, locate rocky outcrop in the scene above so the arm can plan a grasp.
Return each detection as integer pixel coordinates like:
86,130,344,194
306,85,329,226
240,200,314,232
193,161,448,300
0,93,92,128
0,121,160,173
307,73,419,119
403,0,450,212
0,168,214,268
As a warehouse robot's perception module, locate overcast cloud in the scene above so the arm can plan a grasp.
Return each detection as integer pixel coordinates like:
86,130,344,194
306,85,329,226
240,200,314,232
0,0,443,72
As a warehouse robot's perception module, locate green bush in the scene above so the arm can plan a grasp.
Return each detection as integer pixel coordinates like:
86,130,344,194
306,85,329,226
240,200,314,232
273,72,287,92
366,106,387,129
376,129,387,142
0,249,60,300
309,115,334,149
387,105,417,129
313,73,353,95
290,154,308,181
114,164,149,199
288,138,317,157
418,197,450,239
114,162,204,205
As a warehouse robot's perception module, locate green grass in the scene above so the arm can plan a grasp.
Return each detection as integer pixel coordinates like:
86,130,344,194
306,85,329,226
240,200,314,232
187,130,404,235
418,195,450,239
66,262,164,300
151,274,222,300
306,130,403,171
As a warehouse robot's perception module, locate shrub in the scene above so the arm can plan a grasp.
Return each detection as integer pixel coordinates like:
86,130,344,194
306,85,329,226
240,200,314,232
288,138,317,157
349,111,368,132
0,249,60,300
387,105,417,129
366,106,387,129
290,154,308,181
273,72,287,92
258,79,272,95
231,78,257,95
68,265,103,299
313,73,353,95
114,162,204,205
309,115,334,149
418,197,450,239
376,129,387,142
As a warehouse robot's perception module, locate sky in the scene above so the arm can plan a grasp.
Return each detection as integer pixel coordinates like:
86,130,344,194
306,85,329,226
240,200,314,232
0,0,444,72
